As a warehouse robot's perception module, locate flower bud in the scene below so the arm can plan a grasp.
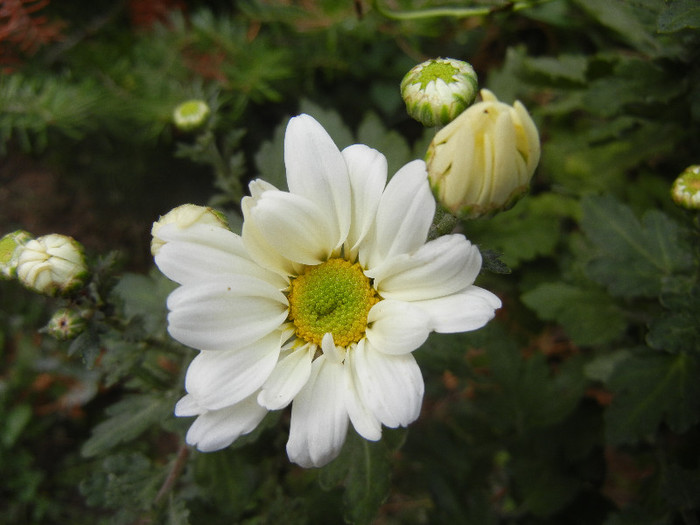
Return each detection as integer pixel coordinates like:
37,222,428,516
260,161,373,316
46,308,87,340
0,230,33,279
426,89,540,219
16,234,88,295
671,165,700,210
151,204,229,256
173,99,211,132
401,58,478,127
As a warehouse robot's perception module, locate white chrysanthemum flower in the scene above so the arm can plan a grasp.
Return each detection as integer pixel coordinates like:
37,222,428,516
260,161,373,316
154,114,501,468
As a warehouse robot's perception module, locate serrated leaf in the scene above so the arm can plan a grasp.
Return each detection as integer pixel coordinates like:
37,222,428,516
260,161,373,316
523,54,588,85
657,0,700,32
605,351,700,444
112,270,176,335
581,195,693,298
68,329,102,368
521,282,625,346
82,394,173,457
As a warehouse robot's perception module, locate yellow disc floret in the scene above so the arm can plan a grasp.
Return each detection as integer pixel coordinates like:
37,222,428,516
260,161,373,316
287,258,380,347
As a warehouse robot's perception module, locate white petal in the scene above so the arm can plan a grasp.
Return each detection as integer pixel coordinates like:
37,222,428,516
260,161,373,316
184,393,268,452
155,223,288,288
185,331,282,410
174,393,203,417
341,144,387,258
258,343,314,410
248,191,336,265
361,160,435,269
166,277,288,351
321,332,345,363
370,235,482,302
353,340,424,428
344,349,382,441
365,300,429,355
286,355,349,468
285,114,351,250
411,285,502,333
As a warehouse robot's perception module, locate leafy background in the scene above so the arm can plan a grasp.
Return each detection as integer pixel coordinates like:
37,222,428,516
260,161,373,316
1,0,699,523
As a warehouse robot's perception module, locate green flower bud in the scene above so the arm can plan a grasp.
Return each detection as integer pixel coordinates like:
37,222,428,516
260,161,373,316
46,308,87,340
173,99,211,132
0,230,33,279
671,165,700,210
401,58,478,127
151,204,229,256
16,234,88,296
426,89,540,219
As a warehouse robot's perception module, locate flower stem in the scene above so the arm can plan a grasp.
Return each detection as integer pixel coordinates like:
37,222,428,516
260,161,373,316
371,0,554,20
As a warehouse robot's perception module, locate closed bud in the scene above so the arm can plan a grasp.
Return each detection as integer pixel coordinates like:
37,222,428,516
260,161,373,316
426,89,540,219
151,204,229,256
0,230,33,279
671,165,700,210
401,58,478,127
173,99,211,132
16,234,88,295
46,308,87,340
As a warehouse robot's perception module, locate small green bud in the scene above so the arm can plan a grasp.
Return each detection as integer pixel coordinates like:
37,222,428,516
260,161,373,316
401,58,478,127
0,230,33,279
46,308,87,340
16,234,88,296
151,204,229,256
671,165,700,210
426,89,540,219
173,99,211,132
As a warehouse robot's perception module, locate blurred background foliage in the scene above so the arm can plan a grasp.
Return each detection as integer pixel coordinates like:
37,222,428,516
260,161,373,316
1,0,699,523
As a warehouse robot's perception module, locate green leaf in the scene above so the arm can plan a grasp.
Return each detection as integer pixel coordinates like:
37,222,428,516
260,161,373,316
604,351,700,444
356,112,412,178
647,282,700,355
657,0,700,32
319,431,392,525
299,99,354,149
82,394,173,457
112,270,177,335
521,282,626,346
581,195,693,298
1,404,32,448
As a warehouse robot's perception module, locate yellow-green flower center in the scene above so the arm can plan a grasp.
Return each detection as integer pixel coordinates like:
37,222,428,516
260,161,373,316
416,61,459,88
287,258,379,347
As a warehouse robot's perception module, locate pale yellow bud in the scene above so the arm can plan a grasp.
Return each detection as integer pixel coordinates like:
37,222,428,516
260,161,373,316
0,230,33,279
426,89,540,219
16,234,88,295
151,204,229,256
671,165,700,210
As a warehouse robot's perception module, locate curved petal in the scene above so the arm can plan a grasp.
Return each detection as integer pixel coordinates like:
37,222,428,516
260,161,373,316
247,191,336,266
155,223,288,288
370,235,482,302
344,348,381,441
352,340,424,428
258,343,314,410
411,285,501,333
185,331,282,410
286,355,349,468
184,393,268,452
361,160,435,269
174,393,202,417
285,114,351,250
341,144,387,259
166,277,288,351
365,300,429,355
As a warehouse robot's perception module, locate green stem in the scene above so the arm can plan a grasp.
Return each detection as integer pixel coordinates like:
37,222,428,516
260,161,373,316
371,0,554,20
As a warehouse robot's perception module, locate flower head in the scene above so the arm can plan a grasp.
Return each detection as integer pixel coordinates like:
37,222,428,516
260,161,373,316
154,114,501,467
16,234,87,295
401,58,478,127
173,99,211,132
0,230,32,279
671,165,700,210
427,89,540,219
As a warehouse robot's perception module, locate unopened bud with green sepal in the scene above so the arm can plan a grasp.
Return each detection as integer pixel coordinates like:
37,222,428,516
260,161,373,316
401,58,478,127
151,204,229,256
0,230,33,279
173,99,211,132
671,165,700,210
46,308,88,340
16,234,88,295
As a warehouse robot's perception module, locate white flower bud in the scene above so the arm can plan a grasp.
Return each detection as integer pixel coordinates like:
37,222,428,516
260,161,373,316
46,308,88,340
0,230,33,279
16,234,88,295
426,89,540,219
671,165,700,210
401,58,478,127
151,204,229,256
173,99,211,132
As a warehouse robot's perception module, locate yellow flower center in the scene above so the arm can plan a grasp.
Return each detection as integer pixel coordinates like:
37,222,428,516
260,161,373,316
287,258,380,347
